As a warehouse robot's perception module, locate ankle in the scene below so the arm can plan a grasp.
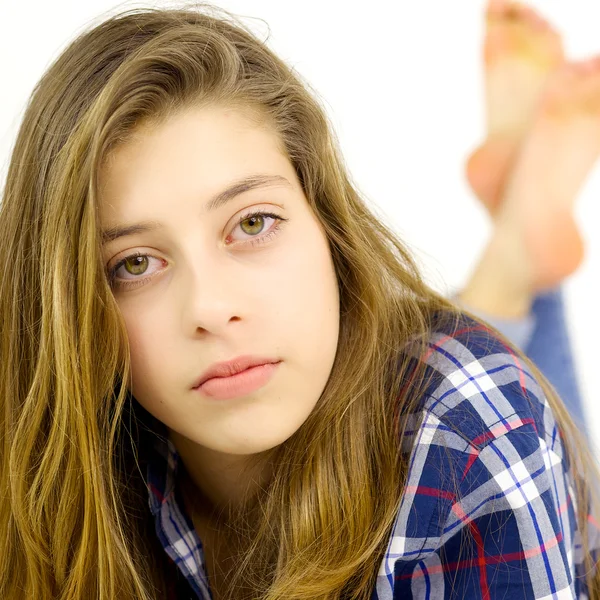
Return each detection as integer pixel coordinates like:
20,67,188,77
459,228,535,320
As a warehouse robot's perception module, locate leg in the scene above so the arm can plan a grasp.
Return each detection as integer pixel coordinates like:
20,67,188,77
525,288,587,431
458,0,598,436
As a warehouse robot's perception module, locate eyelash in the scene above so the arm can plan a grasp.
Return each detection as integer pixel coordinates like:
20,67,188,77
107,210,288,291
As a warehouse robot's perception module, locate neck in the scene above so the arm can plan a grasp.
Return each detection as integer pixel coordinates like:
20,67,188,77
169,429,274,516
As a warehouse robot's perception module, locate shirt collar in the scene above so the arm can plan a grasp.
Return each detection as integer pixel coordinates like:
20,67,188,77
145,422,181,517
141,410,402,600
143,416,212,599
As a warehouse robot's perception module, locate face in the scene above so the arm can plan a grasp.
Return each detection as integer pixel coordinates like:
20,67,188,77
98,105,340,458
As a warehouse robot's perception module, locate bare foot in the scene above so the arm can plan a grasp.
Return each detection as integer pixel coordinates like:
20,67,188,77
503,58,600,286
460,58,600,317
465,0,564,214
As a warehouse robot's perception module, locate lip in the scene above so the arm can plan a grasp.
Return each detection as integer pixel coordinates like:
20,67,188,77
194,362,281,400
192,355,281,389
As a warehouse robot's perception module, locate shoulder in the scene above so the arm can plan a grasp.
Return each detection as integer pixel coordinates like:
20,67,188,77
406,309,556,454
373,310,587,598
392,309,574,555
379,310,585,598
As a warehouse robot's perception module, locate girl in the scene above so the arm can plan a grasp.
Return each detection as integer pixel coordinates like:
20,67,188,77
0,2,598,599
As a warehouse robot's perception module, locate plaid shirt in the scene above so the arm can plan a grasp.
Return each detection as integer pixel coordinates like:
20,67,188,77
144,312,600,599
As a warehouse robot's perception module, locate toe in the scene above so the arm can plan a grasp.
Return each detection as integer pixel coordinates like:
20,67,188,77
523,8,552,33
540,59,600,118
487,0,507,18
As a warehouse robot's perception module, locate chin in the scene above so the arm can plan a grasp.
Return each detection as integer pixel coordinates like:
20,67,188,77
209,426,298,456
216,437,285,456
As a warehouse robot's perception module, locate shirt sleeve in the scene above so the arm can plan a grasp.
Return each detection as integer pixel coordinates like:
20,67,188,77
392,418,580,600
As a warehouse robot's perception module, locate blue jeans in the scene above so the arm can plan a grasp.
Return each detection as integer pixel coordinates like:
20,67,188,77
457,287,588,437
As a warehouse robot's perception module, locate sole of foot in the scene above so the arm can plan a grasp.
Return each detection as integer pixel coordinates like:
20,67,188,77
495,57,600,291
465,0,564,215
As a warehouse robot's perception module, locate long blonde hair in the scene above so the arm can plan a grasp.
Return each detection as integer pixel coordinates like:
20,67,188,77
1,3,598,598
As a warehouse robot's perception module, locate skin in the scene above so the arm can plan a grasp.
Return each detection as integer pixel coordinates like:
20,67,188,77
461,1,599,319
98,105,341,520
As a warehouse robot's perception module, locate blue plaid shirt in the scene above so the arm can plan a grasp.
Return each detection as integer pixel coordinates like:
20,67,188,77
144,312,600,599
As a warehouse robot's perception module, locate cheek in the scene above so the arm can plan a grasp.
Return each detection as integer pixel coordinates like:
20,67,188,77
120,308,174,401
116,219,339,405
274,226,340,349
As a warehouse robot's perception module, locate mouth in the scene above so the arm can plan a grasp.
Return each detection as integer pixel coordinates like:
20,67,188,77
193,361,281,400
193,355,281,389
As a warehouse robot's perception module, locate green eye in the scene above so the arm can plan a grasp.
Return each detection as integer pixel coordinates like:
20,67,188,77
107,210,289,291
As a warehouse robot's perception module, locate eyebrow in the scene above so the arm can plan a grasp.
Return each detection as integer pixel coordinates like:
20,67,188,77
101,174,292,245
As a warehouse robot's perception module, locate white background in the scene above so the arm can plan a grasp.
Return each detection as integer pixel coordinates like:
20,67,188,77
1,0,598,450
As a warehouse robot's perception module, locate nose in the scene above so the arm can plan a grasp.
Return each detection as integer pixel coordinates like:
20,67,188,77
179,253,245,336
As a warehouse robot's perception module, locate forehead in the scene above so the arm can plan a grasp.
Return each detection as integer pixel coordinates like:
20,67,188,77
97,105,294,223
